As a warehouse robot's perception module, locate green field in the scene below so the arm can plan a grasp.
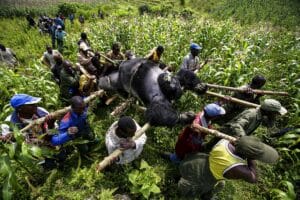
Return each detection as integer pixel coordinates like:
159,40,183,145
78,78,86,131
0,0,299,199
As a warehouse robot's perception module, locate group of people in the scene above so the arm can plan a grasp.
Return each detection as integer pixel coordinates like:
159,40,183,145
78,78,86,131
1,17,289,198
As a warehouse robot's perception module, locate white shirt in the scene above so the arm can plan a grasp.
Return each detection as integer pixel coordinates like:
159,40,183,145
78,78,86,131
105,120,147,164
180,53,200,71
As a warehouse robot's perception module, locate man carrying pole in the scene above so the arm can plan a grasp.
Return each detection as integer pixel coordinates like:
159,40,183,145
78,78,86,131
178,123,279,199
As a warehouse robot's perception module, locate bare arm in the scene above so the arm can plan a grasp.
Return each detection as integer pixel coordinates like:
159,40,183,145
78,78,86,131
223,159,257,183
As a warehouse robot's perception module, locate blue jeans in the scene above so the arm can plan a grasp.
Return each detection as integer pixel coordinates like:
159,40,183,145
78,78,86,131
170,153,181,164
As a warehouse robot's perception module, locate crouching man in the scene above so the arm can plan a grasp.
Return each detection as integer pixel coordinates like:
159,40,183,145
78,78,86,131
105,116,147,164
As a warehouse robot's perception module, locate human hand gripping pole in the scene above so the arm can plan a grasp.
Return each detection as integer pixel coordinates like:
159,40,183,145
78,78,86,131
96,123,150,172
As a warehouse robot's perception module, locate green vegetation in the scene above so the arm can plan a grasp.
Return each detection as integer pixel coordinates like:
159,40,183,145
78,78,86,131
0,0,299,199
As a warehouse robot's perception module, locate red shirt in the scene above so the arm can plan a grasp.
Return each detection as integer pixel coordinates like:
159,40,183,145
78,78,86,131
175,111,212,160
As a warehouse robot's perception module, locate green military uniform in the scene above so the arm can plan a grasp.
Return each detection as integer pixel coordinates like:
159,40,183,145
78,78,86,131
221,108,263,137
221,99,287,137
59,68,80,104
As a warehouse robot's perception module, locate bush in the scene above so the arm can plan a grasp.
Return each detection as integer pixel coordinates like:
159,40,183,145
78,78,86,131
57,3,78,16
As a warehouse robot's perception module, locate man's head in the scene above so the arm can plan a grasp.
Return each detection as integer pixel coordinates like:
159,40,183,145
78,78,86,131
71,96,85,115
112,42,121,54
10,94,41,119
190,43,202,57
250,75,266,89
54,54,63,64
57,25,62,31
116,116,137,138
203,103,226,120
156,45,164,57
81,32,87,40
46,45,53,54
86,64,97,75
125,50,135,60
235,136,279,163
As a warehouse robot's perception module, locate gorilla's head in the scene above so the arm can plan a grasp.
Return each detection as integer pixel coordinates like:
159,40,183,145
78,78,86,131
158,73,183,101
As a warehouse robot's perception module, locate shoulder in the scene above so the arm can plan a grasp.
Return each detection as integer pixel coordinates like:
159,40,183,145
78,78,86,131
61,112,72,122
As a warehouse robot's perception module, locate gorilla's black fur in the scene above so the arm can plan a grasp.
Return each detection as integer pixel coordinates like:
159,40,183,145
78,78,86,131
98,58,207,127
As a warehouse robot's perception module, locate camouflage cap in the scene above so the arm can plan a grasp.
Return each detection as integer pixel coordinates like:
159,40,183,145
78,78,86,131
235,136,279,164
260,99,287,115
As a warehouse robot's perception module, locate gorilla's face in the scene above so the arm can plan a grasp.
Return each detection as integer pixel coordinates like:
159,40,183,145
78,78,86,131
158,73,183,101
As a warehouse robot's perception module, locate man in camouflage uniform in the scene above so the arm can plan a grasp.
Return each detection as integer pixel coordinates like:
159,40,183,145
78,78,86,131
221,99,287,137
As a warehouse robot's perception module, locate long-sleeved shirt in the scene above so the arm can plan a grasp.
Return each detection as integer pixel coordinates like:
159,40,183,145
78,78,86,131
180,53,200,71
55,30,66,41
175,111,212,160
51,110,88,146
222,108,263,137
1,107,49,136
105,121,147,164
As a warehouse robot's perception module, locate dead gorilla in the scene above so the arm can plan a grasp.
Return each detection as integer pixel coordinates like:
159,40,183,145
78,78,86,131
98,58,207,127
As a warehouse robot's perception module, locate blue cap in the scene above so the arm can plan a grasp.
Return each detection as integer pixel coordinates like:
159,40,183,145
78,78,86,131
190,43,202,50
10,94,41,109
204,103,226,117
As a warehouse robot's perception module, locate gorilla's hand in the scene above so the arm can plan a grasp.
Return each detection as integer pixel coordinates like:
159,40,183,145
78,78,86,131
194,83,208,95
179,111,196,125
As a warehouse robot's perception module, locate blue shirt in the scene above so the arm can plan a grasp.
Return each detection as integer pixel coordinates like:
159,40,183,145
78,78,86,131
51,109,88,146
55,30,66,41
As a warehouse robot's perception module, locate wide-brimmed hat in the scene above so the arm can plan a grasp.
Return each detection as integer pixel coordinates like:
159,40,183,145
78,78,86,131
10,94,41,109
204,103,226,117
235,136,279,164
260,99,287,115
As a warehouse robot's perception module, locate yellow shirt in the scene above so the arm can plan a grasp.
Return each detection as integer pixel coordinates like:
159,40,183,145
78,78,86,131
209,139,247,180
79,74,96,95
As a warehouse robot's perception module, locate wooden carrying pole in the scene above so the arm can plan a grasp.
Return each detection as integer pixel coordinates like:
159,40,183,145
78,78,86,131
99,53,116,64
207,83,288,96
110,97,135,117
96,123,151,172
76,63,94,79
206,91,259,108
192,123,236,142
21,90,104,133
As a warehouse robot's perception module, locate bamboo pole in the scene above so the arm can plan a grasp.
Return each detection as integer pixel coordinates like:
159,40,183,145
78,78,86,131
76,63,94,79
110,97,135,117
99,52,116,64
96,123,151,172
206,91,259,108
21,90,105,134
192,123,236,142
207,83,288,96
105,94,119,105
